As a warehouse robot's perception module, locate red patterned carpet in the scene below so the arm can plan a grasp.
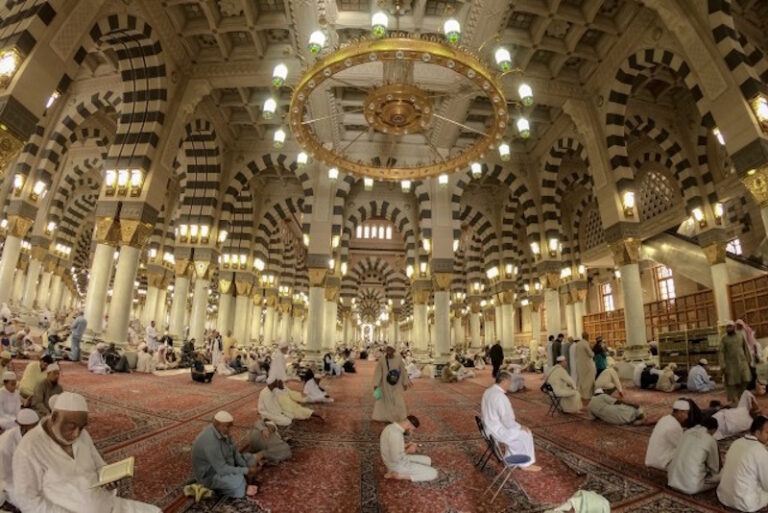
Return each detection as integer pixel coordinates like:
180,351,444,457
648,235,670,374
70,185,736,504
6,358,766,513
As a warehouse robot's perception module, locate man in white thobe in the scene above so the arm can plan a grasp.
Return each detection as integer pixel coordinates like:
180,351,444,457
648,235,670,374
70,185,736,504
645,399,689,470
145,321,158,351
268,342,289,383
687,359,715,392
12,391,161,513
712,390,760,440
0,371,21,430
717,416,768,512
87,343,111,375
258,377,292,426
0,408,38,507
380,415,437,482
667,417,720,494
480,371,540,471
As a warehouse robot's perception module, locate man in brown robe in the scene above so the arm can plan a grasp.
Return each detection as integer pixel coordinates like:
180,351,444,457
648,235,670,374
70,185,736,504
372,345,411,422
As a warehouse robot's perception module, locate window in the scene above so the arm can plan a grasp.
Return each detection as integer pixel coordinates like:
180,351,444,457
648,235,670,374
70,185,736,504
601,283,614,312
378,226,385,239
726,238,743,256
363,225,370,239
356,225,362,238
385,226,392,240
655,265,676,301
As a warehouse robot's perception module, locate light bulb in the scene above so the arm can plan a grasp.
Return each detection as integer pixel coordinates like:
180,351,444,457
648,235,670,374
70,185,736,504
254,258,265,271
218,230,228,243
443,18,461,44
530,241,540,255
438,173,448,187
364,177,374,191
713,127,725,146
498,141,511,161
622,191,635,209
12,174,23,190
263,97,277,120
272,63,288,87
548,237,559,253
692,207,704,222
494,47,511,72
453,239,459,252
518,83,533,106
308,30,326,54
401,180,411,192
46,91,60,109
297,151,308,168
32,180,47,197
754,95,768,123
470,162,482,178
328,167,339,181
714,202,724,219
371,11,388,38
46,221,56,233
517,117,530,139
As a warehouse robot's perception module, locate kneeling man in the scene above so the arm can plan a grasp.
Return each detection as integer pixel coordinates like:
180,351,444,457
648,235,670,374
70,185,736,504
380,415,437,482
481,371,540,471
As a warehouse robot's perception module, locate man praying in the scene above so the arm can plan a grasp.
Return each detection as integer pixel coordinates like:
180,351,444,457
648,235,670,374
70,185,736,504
667,417,720,494
0,371,20,430
588,388,645,425
87,343,111,375
30,363,63,418
380,415,437,482
12,391,160,512
687,359,716,393
717,415,768,512
594,361,623,397
258,377,293,426
481,371,540,471
191,411,260,499
544,356,582,413
0,408,38,507
645,399,689,470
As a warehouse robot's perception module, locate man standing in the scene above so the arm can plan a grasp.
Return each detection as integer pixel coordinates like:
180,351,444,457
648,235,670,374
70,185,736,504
551,334,563,366
574,335,596,400
687,359,715,392
191,411,260,499
13,392,160,512
544,356,582,413
372,344,410,422
481,372,539,470
489,340,504,379
69,311,87,362
87,343,111,375
30,363,63,418
0,409,39,507
717,415,768,512
380,415,437,481
268,341,289,383
720,321,752,404
145,320,158,351
645,399,689,470
668,417,720,494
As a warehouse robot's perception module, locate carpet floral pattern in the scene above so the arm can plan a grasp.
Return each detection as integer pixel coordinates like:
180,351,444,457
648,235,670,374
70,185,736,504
10,359,768,512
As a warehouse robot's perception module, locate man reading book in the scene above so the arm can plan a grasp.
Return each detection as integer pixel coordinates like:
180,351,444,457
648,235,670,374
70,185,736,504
12,391,160,513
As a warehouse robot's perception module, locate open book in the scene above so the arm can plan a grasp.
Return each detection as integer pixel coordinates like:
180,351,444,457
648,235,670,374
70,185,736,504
92,457,135,488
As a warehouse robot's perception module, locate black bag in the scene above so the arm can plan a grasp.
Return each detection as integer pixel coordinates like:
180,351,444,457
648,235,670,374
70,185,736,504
385,358,400,386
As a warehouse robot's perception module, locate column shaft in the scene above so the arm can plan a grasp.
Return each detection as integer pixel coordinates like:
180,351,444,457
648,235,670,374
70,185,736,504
48,275,62,311
565,302,576,338
105,246,141,344
22,258,42,309
544,289,561,336
305,286,325,358
217,293,233,333
143,286,159,327
413,303,428,356
190,278,209,342
323,300,337,350
234,294,250,346
494,304,503,343
12,269,25,304
710,263,732,323
0,236,21,304
169,276,190,340
434,290,450,362
574,301,585,337
470,313,481,348
155,289,168,330
620,262,646,347
263,306,276,345
250,304,262,343
84,244,114,335
501,303,516,351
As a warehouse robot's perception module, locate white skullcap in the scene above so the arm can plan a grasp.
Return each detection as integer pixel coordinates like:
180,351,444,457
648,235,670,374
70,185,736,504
266,375,276,385
556,356,566,362
48,394,59,410
0,350,10,359
46,363,60,373
672,400,690,411
279,341,289,349
214,411,233,423
726,320,735,326
96,343,105,350
594,388,604,395
699,358,708,365
3,371,16,381
53,392,88,412
17,408,39,425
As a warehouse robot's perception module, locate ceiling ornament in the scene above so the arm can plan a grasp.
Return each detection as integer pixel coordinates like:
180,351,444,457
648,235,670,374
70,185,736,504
267,13,534,182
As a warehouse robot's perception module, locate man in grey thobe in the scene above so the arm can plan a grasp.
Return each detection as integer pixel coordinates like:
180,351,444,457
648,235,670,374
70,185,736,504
248,418,291,464
720,321,752,404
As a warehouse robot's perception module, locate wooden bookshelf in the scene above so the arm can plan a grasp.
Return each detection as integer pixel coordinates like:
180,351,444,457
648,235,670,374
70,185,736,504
644,291,716,341
729,275,768,338
658,328,722,382
582,310,626,348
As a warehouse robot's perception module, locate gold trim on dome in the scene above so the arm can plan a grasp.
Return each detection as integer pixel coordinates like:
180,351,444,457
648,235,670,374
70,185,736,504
290,36,509,181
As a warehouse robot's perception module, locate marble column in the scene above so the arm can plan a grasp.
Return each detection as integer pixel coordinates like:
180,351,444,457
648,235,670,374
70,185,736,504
500,295,516,351
323,299,337,350
155,288,168,330
565,300,576,338
452,314,464,349
250,298,262,344
433,287,451,363
84,243,114,336
22,256,42,309
233,279,252,346
169,266,191,340
217,282,234,334
37,271,52,310
143,285,159,327
12,268,24,305
190,276,210,343
279,303,292,343
105,245,141,344
413,301,428,356
544,288,561,336
619,262,646,347
47,273,62,311
574,299,585,337
50,270,65,312
494,304,503,343
342,314,350,346
305,276,326,359
469,311,481,348
0,234,22,304
704,242,732,323
263,301,276,346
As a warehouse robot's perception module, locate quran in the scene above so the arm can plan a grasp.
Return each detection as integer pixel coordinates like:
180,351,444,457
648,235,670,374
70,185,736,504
92,457,134,488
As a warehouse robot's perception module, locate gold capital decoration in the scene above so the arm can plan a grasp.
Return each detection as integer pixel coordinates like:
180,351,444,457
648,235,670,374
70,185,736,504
218,279,233,295
702,241,727,265
174,259,192,278
0,128,24,179
531,299,542,312
279,301,292,314
324,285,339,302
235,280,252,297
42,258,56,273
501,290,515,305
412,288,430,305
741,165,768,208
5,214,33,238
608,238,641,266
432,272,453,292
252,292,263,305
93,217,120,245
147,271,165,288
469,300,481,313
265,294,277,308
194,260,211,280
119,219,153,248
576,289,588,302
53,265,65,277
16,257,28,272
544,272,561,290
308,268,327,287
30,245,47,261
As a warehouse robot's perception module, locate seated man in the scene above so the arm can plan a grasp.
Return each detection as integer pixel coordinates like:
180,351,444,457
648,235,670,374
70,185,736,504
712,390,761,440
0,371,21,430
640,363,660,389
87,343,111,375
645,399,689,470
191,352,214,383
302,369,333,403
656,363,682,392
380,415,437,482
405,358,422,380
180,338,196,368
480,372,539,471
18,354,53,403
248,418,291,464
0,350,10,377
29,363,63,418
687,359,716,393
104,343,129,373
136,344,155,373
717,415,768,512
273,379,321,422
0,409,39,507
588,388,644,425
258,377,294,426
505,364,526,393
595,361,623,397
191,411,260,498
12,392,160,512
544,356,582,413
230,355,246,374
668,417,721,494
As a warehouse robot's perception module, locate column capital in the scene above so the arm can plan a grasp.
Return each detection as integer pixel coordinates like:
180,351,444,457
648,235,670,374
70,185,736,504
4,214,33,238
234,278,253,297
499,289,515,305
147,270,166,288
16,255,28,271
193,260,212,280
308,267,327,287
174,259,193,278
251,291,263,304
702,241,727,265
607,237,641,266
42,258,56,273
740,164,768,207
0,126,25,174
324,285,339,302
93,217,121,245
541,271,561,290
530,297,543,312
432,272,452,292
469,298,482,313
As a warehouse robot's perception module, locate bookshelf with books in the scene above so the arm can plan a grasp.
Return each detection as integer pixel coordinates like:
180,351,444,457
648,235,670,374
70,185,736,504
658,328,721,383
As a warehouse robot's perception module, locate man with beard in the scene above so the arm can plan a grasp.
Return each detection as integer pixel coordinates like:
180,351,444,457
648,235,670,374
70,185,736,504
29,363,63,418
12,392,160,512
0,408,39,507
